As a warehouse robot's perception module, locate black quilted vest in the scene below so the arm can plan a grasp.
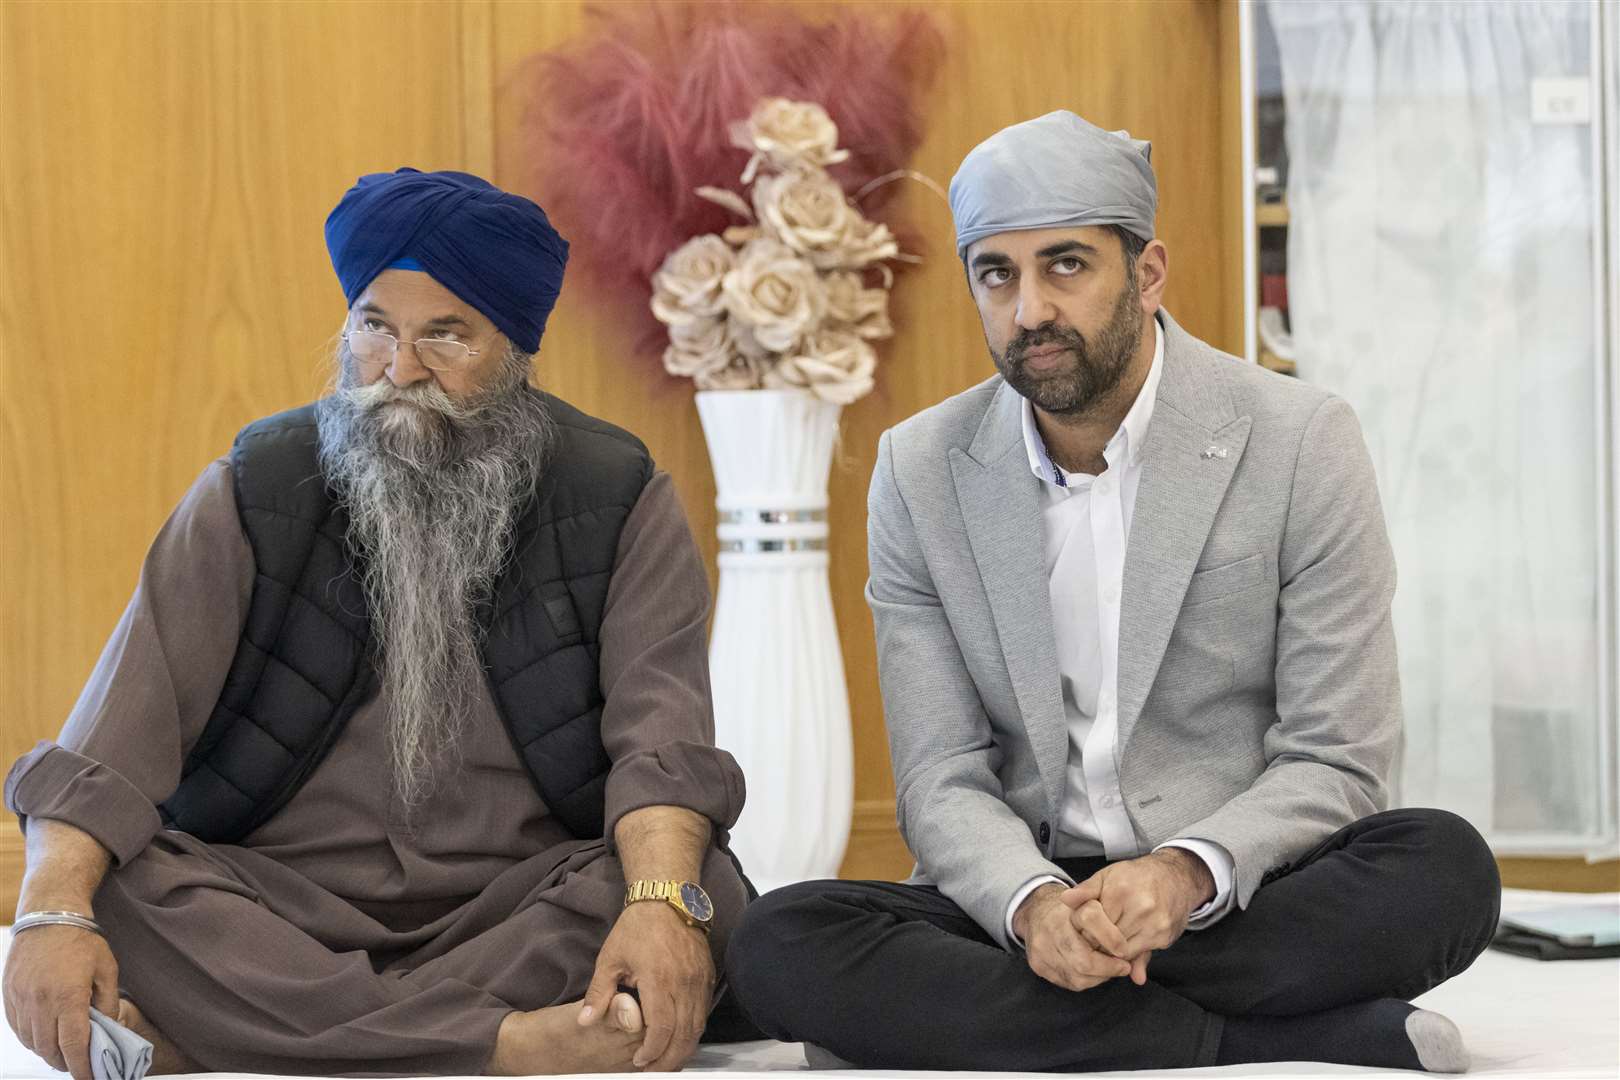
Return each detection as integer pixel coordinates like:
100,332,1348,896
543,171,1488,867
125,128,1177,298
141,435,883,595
157,393,653,843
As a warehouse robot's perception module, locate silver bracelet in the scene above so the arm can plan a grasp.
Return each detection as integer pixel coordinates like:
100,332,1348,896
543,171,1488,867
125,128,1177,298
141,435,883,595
11,911,104,937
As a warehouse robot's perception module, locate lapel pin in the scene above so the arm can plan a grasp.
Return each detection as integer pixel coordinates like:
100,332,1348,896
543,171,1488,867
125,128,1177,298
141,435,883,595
1201,446,1228,460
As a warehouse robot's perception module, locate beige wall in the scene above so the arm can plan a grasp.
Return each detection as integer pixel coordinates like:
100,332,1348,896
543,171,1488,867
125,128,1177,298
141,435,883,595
0,0,1248,912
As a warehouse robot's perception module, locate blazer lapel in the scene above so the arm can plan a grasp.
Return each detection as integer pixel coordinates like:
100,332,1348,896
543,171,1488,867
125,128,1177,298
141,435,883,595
1116,315,1252,754
950,383,1069,810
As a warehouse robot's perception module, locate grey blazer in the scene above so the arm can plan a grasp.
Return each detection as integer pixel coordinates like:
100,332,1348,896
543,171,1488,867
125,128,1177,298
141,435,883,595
867,311,1401,950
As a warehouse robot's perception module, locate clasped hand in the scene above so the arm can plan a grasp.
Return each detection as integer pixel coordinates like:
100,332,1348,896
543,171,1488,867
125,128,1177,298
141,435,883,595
1015,849,1213,992
579,899,714,1071
2,924,120,1080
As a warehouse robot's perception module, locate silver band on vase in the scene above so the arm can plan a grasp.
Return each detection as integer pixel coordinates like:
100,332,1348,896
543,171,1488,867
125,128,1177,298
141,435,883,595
716,503,828,558
718,508,827,526
718,538,829,554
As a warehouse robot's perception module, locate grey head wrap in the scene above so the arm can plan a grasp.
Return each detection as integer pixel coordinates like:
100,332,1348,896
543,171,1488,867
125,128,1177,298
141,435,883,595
949,110,1156,260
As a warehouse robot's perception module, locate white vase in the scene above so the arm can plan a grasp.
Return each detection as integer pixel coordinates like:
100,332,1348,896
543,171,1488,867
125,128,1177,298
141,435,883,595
694,388,853,895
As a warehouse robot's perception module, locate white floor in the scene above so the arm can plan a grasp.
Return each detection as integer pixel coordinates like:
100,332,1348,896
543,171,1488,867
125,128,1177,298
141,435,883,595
2,890,1615,1079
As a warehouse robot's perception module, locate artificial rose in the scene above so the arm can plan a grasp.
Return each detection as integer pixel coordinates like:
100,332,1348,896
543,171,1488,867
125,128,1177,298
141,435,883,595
727,318,772,359
662,315,734,379
721,238,827,354
836,214,901,270
824,271,894,340
777,327,877,405
695,353,767,391
731,98,850,178
651,234,735,326
760,361,797,391
753,167,878,270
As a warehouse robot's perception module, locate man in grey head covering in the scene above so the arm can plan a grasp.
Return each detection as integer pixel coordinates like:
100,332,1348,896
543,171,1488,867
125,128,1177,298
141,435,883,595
951,109,1158,258
725,110,1497,1074
947,110,1164,453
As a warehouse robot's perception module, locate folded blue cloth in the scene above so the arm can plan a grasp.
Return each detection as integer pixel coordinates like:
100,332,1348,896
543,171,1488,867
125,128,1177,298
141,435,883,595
89,1008,151,1080
324,168,569,354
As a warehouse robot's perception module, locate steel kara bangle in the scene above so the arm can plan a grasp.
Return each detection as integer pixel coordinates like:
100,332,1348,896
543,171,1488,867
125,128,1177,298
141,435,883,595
11,911,104,937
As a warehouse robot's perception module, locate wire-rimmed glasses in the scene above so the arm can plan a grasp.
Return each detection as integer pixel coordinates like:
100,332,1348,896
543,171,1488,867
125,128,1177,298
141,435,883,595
342,329,480,372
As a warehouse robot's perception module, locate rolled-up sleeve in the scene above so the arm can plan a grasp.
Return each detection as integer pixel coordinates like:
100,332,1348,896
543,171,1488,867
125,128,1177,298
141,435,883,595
598,470,745,845
3,745,160,866
3,459,253,864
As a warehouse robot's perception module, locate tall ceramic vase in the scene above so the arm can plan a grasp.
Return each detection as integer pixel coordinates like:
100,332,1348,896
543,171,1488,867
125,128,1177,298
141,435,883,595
695,388,853,895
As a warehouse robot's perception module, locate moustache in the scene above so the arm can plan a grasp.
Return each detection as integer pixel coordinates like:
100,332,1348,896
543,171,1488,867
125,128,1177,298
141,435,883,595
1006,327,1087,365
340,379,477,431
349,379,453,412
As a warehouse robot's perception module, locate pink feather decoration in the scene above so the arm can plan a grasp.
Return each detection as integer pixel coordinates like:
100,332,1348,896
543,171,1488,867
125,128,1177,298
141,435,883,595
515,1,941,350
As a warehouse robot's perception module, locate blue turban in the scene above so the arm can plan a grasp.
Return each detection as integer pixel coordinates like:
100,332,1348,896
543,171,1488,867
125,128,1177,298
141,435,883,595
324,169,569,354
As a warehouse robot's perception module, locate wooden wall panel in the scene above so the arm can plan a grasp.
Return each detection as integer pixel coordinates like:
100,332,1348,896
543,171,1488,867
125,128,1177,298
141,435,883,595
487,0,1235,881
0,0,478,910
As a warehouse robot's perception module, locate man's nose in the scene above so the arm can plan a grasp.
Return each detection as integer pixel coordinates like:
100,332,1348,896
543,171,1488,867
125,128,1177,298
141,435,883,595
385,340,434,388
1015,276,1056,330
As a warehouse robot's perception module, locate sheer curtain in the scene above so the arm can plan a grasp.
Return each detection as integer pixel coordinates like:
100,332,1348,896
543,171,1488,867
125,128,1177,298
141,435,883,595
1268,0,1615,855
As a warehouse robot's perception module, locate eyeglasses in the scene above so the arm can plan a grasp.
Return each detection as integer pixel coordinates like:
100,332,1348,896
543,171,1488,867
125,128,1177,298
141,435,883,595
342,329,480,372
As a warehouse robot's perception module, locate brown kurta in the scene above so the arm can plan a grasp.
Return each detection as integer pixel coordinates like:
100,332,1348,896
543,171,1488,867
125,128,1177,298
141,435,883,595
5,458,748,1074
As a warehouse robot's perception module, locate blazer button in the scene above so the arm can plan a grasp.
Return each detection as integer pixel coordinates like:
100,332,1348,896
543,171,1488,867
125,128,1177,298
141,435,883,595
1038,822,1051,845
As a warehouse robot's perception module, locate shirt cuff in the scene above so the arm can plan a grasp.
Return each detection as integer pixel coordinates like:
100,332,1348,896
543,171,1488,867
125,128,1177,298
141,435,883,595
1004,874,1068,950
1155,837,1236,929
602,742,746,849
3,743,163,866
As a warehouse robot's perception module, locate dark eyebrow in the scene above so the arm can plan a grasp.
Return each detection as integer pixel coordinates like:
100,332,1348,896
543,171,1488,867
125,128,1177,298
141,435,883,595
969,251,1013,272
1035,240,1101,259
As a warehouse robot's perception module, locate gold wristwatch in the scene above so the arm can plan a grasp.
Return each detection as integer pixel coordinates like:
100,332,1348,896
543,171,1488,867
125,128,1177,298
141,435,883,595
624,879,715,933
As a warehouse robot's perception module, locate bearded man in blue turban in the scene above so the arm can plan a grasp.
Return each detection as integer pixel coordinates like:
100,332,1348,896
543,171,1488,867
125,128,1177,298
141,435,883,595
727,112,1500,1074
3,169,753,1077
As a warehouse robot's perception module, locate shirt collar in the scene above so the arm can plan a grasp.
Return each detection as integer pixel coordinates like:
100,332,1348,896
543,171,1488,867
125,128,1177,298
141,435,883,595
1021,316,1164,486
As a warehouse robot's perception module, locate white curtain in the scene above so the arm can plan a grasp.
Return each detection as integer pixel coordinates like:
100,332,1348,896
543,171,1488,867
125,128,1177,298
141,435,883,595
1269,0,1614,854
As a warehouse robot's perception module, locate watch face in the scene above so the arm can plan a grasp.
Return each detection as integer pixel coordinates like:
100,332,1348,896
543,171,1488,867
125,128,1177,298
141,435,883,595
679,882,714,922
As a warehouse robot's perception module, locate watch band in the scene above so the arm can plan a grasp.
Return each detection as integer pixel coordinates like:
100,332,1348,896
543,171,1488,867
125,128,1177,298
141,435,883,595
623,879,713,933
624,879,680,906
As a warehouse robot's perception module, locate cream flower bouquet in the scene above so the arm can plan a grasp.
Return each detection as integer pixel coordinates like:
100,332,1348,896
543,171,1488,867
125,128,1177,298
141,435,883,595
650,98,902,405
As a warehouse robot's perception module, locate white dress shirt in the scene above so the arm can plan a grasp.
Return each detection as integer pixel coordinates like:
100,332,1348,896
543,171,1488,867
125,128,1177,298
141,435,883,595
1004,320,1236,946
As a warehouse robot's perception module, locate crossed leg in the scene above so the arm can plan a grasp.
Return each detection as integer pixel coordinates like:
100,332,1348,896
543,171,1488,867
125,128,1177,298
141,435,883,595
726,809,1499,1072
112,999,195,1075
94,833,747,1074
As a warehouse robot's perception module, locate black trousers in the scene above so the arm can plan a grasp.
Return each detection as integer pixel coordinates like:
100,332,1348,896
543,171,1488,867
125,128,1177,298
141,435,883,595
725,809,1500,1072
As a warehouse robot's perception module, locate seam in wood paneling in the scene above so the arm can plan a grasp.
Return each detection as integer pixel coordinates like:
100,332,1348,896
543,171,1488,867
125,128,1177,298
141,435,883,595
1217,0,1246,357
850,797,899,832
458,0,496,175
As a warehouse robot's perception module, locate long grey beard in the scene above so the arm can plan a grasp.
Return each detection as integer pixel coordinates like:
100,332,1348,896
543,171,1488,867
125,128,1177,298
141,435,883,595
314,345,554,807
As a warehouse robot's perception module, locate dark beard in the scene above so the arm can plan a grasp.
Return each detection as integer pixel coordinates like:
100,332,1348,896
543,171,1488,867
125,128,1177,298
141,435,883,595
993,275,1143,416
314,346,554,806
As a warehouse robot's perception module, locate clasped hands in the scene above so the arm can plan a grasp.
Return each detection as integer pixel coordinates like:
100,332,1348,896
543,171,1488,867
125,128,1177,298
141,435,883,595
1013,848,1214,993
578,893,714,1072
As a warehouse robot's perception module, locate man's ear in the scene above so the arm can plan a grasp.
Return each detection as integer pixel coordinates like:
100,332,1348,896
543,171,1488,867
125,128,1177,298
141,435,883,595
1137,239,1169,311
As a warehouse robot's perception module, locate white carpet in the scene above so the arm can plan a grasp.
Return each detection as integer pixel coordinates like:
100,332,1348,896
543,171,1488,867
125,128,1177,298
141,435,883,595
2,890,1615,1078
